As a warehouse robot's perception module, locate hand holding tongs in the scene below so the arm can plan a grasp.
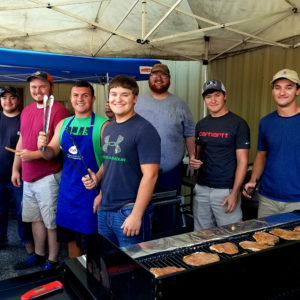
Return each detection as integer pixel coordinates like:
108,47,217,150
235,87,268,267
42,95,54,151
60,135,98,191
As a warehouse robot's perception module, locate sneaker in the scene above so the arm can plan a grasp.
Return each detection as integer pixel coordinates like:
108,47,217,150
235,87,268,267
41,260,58,271
14,253,46,270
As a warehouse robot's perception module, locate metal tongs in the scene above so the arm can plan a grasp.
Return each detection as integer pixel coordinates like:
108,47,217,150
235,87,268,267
42,95,54,151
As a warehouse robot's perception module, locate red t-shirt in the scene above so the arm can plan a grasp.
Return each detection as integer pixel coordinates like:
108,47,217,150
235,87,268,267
20,101,71,182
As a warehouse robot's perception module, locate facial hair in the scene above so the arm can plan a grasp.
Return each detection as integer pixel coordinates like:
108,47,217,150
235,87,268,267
149,79,170,94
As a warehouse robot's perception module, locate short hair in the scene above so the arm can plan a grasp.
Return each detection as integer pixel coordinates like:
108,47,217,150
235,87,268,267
72,80,94,97
108,75,139,96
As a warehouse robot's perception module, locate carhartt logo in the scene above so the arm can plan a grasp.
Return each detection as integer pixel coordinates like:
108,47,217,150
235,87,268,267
103,135,124,154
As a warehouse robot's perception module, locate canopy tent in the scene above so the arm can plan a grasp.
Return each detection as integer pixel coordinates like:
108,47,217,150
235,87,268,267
0,0,298,61
0,48,160,83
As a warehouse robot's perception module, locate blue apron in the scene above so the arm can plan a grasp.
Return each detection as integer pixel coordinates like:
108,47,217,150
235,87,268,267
56,113,98,234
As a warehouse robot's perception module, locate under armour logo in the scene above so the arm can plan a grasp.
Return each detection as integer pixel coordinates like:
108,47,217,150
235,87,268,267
103,135,124,154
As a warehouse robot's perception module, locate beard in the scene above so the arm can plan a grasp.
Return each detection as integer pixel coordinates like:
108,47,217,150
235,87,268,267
149,80,170,94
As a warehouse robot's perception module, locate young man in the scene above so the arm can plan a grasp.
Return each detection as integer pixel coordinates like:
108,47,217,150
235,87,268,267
135,64,194,193
12,71,70,270
38,81,108,258
189,79,250,230
243,69,300,217
0,86,33,251
83,75,161,247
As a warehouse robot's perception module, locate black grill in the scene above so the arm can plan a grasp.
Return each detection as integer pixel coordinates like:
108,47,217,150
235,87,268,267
138,220,300,273
87,212,300,300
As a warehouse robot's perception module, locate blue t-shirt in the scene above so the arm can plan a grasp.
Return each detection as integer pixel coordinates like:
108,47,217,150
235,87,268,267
258,111,300,202
100,114,161,210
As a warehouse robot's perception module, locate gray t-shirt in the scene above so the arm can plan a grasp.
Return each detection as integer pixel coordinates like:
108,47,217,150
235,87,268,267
135,92,195,172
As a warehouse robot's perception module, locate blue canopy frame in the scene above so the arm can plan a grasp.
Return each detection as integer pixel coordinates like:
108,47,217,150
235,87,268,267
0,48,160,83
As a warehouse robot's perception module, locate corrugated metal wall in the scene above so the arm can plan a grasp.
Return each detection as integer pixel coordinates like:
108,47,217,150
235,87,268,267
210,46,300,162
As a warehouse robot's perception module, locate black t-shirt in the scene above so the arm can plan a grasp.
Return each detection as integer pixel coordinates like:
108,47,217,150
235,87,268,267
0,112,21,182
195,111,250,188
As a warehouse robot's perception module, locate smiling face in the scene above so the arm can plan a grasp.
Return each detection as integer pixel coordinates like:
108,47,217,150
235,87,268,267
70,86,95,118
148,71,170,94
108,86,137,122
0,92,19,115
203,90,228,117
29,78,53,105
272,79,300,108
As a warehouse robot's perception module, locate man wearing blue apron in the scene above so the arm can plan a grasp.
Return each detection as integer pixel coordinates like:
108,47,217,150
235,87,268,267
38,80,108,259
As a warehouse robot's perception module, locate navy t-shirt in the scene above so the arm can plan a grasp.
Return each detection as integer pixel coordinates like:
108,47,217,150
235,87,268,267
195,111,250,188
258,111,300,202
100,114,161,210
0,112,21,182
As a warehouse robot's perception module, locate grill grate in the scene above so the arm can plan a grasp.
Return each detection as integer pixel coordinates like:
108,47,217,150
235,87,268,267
138,220,300,273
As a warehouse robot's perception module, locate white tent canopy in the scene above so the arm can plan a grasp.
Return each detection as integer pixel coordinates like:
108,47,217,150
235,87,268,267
0,0,299,61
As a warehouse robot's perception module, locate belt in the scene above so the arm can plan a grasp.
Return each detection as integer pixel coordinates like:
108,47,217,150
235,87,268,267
122,202,135,207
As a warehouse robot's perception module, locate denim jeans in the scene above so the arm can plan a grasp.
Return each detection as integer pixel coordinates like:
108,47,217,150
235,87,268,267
0,181,33,246
97,204,153,247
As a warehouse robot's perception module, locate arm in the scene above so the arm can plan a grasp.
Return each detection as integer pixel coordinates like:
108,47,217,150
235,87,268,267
12,135,23,187
37,120,63,160
16,129,45,162
121,163,159,237
82,165,103,190
222,148,249,213
82,120,109,190
243,150,267,199
185,136,195,159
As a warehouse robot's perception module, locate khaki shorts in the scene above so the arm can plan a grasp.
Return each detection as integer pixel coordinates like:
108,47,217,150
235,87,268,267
258,193,300,218
22,172,61,229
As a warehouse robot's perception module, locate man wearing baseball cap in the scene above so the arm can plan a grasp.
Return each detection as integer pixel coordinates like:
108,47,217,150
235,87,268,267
12,71,70,270
0,86,33,252
189,79,250,230
243,69,300,217
135,63,195,235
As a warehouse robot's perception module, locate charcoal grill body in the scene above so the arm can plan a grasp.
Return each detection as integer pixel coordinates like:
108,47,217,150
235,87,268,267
87,211,300,299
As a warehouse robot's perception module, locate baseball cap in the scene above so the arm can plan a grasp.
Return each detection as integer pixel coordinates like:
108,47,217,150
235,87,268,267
202,79,226,96
27,71,54,85
150,64,170,76
271,69,300,85
0,85,19,98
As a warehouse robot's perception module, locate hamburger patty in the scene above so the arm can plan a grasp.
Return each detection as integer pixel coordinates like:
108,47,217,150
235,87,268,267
150,266,185,277
253,231,280,246
183,252,220,266
209,242,239,255
239,241,273,252
293,225,300,232
269,228,300,240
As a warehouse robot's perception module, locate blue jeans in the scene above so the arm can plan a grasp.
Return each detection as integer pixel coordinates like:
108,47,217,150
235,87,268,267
0,181,33,246
97,204,153,247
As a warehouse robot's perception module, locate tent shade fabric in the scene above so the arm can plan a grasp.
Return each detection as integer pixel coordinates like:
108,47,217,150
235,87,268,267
0,0,299,61
0,48,160,83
